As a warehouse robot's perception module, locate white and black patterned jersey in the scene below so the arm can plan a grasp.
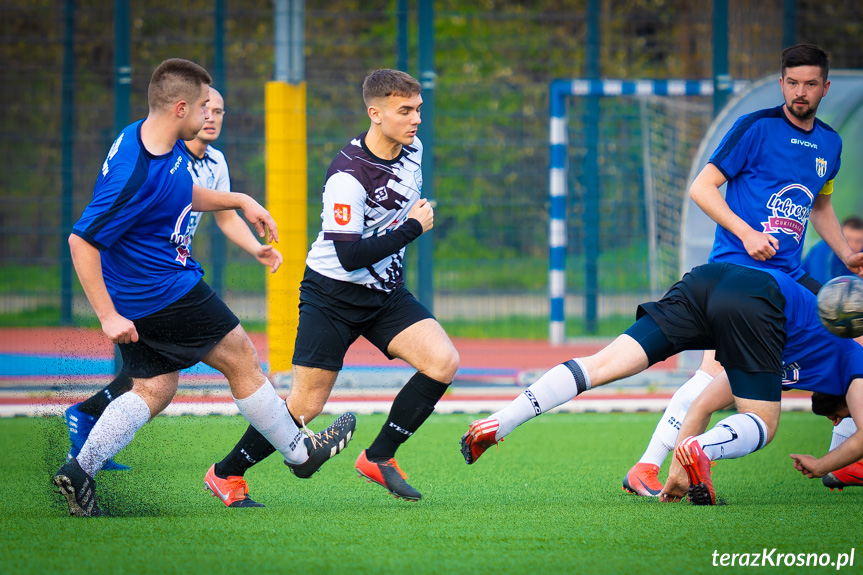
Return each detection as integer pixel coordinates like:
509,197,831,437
306,133,423,292
184,144,231,240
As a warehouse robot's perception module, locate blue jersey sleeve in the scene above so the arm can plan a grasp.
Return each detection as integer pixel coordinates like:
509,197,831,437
709,111,762,181
73,123,166,250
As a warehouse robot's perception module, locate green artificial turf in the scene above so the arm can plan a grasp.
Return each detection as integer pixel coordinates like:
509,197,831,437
3,412,859,574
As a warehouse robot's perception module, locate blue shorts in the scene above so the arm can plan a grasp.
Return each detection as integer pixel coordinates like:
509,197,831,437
291,267,435,371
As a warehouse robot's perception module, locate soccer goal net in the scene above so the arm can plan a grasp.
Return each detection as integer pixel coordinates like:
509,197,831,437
640,96,713,296
549,79,723,342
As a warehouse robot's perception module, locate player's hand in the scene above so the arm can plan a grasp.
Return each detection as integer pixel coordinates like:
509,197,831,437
241,195,279,244
407,198,434,233
844,252,863,278
742,229,779,261
255,244,283,273
102,313,138,345
659,462,689,502
659,457,689,502
789,453,825,478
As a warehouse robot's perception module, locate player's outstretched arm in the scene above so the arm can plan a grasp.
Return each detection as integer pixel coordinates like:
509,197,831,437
690,163,779,261
791,379,863,477
213,210,283,272
68,234,138,344
192,184,278,244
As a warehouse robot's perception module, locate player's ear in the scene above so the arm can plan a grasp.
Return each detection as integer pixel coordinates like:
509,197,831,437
176,100,188,118
368,104,382,125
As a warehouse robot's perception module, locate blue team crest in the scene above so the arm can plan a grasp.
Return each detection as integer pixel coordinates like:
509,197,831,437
816,157,827,178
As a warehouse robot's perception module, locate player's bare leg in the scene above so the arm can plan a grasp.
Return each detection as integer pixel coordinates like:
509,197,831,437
356,318,459,500
286,366,340,423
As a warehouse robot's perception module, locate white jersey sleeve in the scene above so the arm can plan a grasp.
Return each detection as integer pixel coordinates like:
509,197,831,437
185,145,231,240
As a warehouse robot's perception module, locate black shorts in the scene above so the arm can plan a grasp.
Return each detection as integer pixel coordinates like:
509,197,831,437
797,272,821,296
634,263,787,376
119,280,240,378
292,267,435,371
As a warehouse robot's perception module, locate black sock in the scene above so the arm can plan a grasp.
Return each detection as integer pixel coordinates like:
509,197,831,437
366,372,449,460
214,425,278,478
77,374,134,417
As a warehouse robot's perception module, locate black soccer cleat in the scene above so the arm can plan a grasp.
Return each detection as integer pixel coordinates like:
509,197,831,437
285,412,356,479
53,457,102,517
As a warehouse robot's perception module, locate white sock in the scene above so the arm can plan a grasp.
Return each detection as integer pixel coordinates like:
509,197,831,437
77,392,151,477
491,359,591,440
639,369,714,466
830,418,858,451
233,380,308,464
697,412,767,460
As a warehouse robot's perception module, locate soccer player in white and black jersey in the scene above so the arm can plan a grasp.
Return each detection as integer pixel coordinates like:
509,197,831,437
62,87,283,482
206,69,459,502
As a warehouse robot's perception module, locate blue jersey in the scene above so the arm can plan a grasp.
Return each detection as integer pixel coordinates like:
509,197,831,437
72,120,203,319
708,105,842,279
801,240,852,285
757,267,863,395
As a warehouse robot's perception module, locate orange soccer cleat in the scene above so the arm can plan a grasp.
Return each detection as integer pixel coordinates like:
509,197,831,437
460,417,502,465
675,436,716,505
355,450,422,501
204,464,265,508
822,460,863,491
622,462,663,497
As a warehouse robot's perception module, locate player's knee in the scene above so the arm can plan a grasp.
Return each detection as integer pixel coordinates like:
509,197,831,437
288,398,324,424
433,345,459,382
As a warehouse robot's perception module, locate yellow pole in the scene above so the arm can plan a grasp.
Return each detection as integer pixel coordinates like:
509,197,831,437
265,80,307,376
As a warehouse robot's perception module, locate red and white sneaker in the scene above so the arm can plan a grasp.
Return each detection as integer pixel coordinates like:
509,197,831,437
675,437,716,505
622,462,662,497
460,417,502,465
822,460,863,491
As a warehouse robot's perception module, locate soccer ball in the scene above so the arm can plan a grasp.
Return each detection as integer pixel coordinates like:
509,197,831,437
817,276,863,338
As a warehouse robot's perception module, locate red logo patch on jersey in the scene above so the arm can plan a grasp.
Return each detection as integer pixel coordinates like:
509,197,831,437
175,245,191,266
334,204,351,226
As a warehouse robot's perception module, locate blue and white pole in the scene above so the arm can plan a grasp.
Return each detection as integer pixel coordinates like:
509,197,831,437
548,80,570,345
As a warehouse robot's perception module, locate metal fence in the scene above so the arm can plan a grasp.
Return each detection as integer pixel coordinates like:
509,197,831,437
2,0,861,337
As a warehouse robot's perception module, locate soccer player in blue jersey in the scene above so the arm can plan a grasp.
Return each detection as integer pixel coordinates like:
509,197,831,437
802,216,863,285
622,44,863,497
52,59,354,517
461,262,863,505
201,68,459,503
62,86,284,475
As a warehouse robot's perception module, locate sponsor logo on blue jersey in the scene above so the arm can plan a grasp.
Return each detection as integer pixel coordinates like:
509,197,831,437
761,184,813,242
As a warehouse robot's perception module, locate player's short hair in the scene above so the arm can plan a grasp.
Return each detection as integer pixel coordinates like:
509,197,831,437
781,43,830,80
148,58,212,112
841,216,863,231
810,391,847,417
362,69,421,107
